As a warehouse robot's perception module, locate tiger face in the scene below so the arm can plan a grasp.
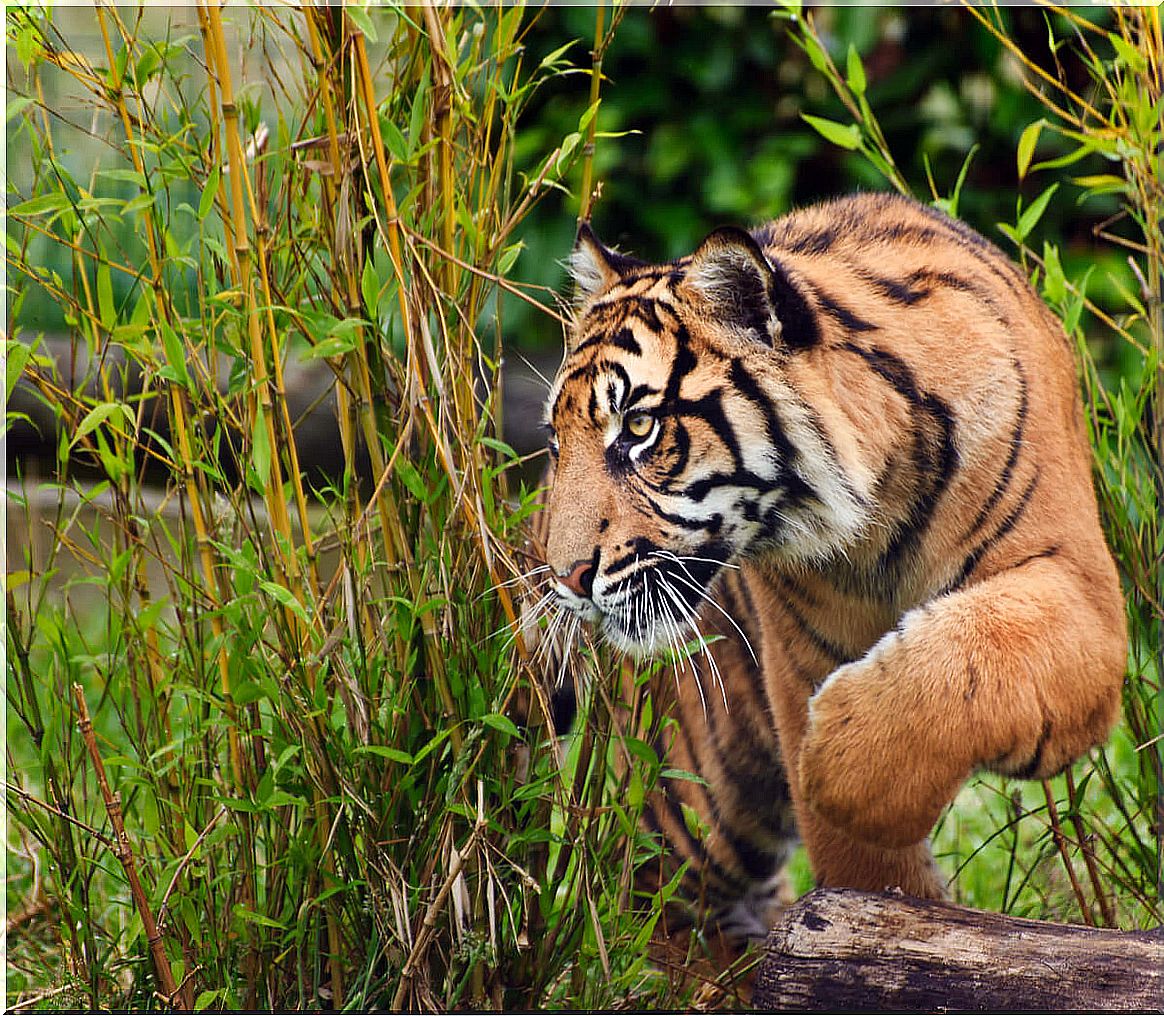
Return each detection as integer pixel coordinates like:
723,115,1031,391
542,224,867,656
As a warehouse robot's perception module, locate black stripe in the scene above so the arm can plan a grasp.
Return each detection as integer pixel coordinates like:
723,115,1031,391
604,360,632,414
965,364,1028,541
645,497,722,536
611,326,641,355
727,358,819,513
784,227,837,255
664,325,697,401
651,782,753,897
842,343,958,572
944,469,1040,593
1010,719,1053,779
659,420,691,480
770,574,852,666
604,536,659,577
695,668,789,881
682,467,776,503
813,289,879,333
671,387,743,471
858,268,931,306
626,382,660,407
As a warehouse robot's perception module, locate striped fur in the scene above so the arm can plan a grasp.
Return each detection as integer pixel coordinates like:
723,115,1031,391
529,193,1126,953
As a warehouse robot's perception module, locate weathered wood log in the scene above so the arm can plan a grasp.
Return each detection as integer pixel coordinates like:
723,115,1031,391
753,888,1163,1013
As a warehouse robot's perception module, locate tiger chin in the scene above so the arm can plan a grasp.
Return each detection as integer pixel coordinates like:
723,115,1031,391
531,192,1126,956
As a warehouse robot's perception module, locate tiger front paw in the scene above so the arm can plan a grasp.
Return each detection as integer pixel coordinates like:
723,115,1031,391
799,661,969,848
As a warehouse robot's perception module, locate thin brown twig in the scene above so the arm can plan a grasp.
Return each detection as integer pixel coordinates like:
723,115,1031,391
1041,779,1094,925
6,781,113,847
72,683,192,1010
391,815,488,1010
1064,768,1117,927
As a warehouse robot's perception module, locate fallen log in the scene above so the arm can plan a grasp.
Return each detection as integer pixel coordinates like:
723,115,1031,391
753,888,1162,1012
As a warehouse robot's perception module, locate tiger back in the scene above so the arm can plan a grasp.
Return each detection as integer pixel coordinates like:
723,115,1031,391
527,192,1126,955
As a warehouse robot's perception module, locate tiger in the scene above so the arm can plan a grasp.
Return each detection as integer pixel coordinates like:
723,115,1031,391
524,191,1126,961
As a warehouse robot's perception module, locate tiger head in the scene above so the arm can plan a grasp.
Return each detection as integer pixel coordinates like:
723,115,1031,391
540,224,868,657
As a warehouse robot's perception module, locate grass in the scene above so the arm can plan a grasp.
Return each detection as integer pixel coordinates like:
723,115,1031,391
6,2,1161,1012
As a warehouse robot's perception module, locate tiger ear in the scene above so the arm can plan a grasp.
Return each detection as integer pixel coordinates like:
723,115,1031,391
683,226,784,346
568,222,642,308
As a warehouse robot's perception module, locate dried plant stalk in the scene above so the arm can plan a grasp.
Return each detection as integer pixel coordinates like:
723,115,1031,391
72,684,191,1011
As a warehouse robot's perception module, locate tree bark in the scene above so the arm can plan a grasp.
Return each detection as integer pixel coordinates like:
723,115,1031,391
753,888,1163,1013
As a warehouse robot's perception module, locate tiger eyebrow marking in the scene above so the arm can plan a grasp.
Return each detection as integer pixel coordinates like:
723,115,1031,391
626,382,660,407
573,325,642,357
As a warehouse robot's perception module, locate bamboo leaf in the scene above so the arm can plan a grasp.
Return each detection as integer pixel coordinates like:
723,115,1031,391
801,114,861,151
250,405,271,491
1017,119,1045,180
5,339,32,401
845,44,866,97
70,401,134,447
1015,183,1059,241
97,258,116,329
199,167,220,220
159,322,190,389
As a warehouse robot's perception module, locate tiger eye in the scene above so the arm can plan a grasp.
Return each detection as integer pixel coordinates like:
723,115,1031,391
625,411,654,439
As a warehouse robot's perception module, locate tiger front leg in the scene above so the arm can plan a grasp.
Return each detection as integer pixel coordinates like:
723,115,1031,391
798,554,1125,849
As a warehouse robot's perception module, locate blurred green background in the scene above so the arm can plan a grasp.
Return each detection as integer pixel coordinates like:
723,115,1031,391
499,5,1134,378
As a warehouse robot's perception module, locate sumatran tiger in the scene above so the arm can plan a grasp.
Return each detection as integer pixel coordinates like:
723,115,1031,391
521,192,1126,961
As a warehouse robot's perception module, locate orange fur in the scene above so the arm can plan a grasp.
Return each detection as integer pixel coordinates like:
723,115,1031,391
532,193,1126,938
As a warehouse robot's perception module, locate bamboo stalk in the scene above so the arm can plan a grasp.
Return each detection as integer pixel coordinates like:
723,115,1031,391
96,3,248,801
73,684,192,1011
578,1,605,224
199,8,346,1005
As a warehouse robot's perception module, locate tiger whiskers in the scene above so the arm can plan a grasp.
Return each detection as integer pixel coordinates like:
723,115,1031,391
654,570,728,713
648,571,707,716
650,551,758,666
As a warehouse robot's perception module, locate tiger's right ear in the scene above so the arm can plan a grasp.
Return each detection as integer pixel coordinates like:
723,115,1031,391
568,222,641,308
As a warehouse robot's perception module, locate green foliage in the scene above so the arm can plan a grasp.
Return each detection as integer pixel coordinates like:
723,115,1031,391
5,4,688,1010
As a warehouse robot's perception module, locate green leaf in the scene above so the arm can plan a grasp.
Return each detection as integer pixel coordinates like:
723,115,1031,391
395,459,429,502
800,33,832,76
195,990,222,1012
1109,31,1147,75
497,242,523,277
199,167,220,220
5,339,32,401
250,405,272,491
354,744,414,765
478,435,518,460
159,322,190,389
1041,242,1067,306
381,117,408,163
232,905,285,931
1015,182,1059,241
801,114,861,151
1016,119,1045,181
361,257,380,320
306,317,365,360
345,5,377,44
71,401,134,448
97,259,116,329
845,44,866,97
259,579,309,623
481,713,520,738
10,191,71,217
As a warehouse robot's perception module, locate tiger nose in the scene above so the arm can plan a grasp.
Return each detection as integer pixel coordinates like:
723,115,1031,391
558,558,596,599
